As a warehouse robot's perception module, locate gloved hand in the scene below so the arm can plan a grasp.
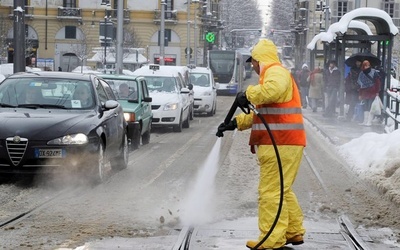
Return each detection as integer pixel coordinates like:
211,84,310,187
236,91,250,108
216,118,237,137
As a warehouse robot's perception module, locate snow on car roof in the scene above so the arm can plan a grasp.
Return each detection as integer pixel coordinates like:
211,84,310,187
188,66,212,74
133,65,183,77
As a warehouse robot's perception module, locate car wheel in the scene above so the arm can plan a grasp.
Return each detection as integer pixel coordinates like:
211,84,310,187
111,132,129,171
91,142,106,184
142,123,151,145
130,127,141,150
189,104,194,120
173,111,183,132
213,102,217,115
183,109,190,128
207,102,216,116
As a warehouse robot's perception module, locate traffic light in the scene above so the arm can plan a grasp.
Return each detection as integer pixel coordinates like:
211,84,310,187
205,32,216,43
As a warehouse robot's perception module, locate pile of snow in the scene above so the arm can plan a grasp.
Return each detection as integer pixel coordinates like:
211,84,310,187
337,130,400,203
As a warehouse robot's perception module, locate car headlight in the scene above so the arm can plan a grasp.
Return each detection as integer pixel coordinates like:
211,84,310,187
164,102,179,111
203,91,212,96
47,133,88,145
124,112,135,122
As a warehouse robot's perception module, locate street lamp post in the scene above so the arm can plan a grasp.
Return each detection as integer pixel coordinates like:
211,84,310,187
101,0,111,73
13,0,25,73
160,0,166,65
192,0,199,66
186,0,191,65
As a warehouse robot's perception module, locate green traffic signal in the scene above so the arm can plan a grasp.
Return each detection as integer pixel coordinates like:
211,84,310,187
205,32,215,43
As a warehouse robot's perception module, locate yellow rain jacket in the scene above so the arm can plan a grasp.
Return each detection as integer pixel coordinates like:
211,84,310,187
235,39,306,249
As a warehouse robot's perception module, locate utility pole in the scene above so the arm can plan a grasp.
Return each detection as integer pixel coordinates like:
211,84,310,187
13,0,25,73
101,0,111,73
115,0,123,75
160,0,166,65
186,0,191,65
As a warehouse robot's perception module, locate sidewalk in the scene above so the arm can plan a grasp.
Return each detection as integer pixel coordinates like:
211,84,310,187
301,107,386,145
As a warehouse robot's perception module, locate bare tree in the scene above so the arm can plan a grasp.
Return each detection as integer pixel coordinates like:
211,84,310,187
268,1,295,32
220,0,262,48
70,25,94,72
0,14,12,64
108,24,143,69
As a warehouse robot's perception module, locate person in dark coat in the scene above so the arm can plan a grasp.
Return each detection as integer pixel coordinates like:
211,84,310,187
323,60,341,117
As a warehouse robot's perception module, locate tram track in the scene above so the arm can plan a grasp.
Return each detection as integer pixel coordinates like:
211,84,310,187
0,187,79,229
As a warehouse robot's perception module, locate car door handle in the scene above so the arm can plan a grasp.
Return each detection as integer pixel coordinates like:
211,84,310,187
114,113,118,117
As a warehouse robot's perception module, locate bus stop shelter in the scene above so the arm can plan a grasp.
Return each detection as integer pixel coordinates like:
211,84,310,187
307,7,399,119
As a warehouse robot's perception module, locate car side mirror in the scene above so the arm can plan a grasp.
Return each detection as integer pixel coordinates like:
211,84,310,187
188,83,193,90
180,87,190,94
143,96,152,102
104,100,119,110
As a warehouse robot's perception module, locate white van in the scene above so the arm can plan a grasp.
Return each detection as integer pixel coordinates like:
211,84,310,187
133,64,192,132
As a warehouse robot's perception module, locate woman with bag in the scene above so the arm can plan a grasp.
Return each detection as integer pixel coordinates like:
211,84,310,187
357,60,381,126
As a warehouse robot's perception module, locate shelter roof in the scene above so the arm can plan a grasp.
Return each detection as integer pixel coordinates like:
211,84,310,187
307,7,398,50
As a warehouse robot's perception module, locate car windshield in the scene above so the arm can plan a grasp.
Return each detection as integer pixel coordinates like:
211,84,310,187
190,73,210,87
0,77,95,109
105,79,139,100
145,76,177,93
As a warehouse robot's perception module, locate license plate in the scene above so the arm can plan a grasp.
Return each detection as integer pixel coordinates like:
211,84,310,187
35,149,65,158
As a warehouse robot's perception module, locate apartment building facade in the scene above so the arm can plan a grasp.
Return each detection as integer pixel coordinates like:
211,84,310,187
0,0,221,72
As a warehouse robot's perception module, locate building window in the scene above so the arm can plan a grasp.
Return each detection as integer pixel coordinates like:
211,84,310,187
63,0,76,8
337,1,348,17
384,0,395,17
65,26,77,39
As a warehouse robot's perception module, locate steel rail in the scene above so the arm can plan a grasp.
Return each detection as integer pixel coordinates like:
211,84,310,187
0,187,77,229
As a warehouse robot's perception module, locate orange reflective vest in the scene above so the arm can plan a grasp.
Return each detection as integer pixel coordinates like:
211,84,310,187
249,63,306,146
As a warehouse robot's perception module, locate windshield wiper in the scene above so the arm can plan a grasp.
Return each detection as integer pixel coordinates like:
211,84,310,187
0,103,17,108
38,104,68,109
17,104,67,109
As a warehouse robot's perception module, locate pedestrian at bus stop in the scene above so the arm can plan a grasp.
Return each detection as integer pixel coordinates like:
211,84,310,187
323,60,341,118
298,64,310,109
357,60,381,126
217,39,306,249
307,66,324,112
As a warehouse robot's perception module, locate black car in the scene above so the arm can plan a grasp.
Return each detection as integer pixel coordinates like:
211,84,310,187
0,71,128,183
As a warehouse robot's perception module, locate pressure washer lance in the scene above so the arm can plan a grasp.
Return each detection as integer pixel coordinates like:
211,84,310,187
216,98,284,250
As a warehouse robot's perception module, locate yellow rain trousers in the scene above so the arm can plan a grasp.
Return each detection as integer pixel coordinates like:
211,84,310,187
257,145,305,248
236,113,305,248
235,39,305,249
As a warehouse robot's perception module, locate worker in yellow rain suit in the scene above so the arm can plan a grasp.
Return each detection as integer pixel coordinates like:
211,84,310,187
217,39,306,249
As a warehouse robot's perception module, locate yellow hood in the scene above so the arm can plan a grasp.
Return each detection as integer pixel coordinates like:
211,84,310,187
251,39,280,64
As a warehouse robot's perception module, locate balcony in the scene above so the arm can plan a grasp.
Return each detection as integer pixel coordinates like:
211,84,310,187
104,9,131,24
153,9,178,24
57,7,82,22
8,6,34,19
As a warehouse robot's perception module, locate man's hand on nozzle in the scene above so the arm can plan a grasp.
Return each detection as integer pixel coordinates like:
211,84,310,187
236,91,250,108
216,118,237,137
